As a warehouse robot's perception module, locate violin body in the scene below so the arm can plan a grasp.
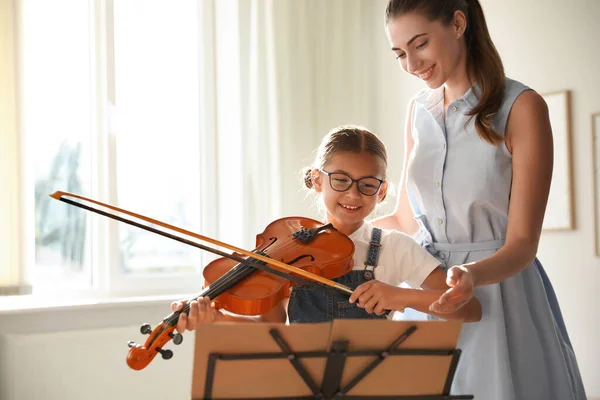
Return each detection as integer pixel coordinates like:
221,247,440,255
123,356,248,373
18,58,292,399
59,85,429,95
126,216,355,370
203,216,355,316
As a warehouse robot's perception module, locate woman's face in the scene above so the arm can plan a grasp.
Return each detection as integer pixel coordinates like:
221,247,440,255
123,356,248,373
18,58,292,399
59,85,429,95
385,10,466,88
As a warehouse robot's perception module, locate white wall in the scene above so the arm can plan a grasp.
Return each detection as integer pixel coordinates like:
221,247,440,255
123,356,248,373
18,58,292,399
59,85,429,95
0,299,195,400
2,328,194,400
369,0,600,397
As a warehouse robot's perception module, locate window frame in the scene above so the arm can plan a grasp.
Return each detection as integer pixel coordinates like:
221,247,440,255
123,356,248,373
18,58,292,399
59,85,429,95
14,0,220,298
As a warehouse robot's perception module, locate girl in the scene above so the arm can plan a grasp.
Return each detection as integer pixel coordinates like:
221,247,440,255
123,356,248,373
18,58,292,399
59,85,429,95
171,126,481,328
374,1,587,399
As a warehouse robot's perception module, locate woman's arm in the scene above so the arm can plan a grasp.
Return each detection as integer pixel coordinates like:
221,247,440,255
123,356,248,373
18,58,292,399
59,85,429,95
419,267,481,321
466,91,553,286
432,90,553,312
372,99,419,237
400,286,482,322
469,90,552,284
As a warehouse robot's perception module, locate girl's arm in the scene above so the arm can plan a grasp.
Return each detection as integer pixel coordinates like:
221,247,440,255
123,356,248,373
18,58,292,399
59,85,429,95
349,267,482,322
433,90,553,312
372,99,419,237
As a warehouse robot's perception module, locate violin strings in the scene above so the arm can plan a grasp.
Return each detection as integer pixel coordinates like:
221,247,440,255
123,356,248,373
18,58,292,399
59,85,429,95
164,236,312,326
165,241,307,324
193,234,314,298
164,227,344,326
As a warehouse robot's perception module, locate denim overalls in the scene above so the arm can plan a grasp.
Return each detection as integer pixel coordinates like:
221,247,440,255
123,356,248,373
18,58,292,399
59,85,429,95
287,227,387,323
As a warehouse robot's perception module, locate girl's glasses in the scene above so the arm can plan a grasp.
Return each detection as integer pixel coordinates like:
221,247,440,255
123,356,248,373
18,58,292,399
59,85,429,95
319,169,384,196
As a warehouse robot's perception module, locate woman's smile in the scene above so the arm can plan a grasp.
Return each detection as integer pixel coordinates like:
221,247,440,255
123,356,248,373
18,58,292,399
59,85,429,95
416,64,436,81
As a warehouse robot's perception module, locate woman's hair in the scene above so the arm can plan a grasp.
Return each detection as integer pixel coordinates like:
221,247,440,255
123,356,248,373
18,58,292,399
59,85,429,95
304,125,388,189
385,0,505,146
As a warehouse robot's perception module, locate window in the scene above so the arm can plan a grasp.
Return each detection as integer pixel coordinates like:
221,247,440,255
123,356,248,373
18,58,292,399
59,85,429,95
19,0,212,296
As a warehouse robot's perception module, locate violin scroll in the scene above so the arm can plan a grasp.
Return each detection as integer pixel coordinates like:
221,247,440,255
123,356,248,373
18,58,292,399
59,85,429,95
126,321,184,370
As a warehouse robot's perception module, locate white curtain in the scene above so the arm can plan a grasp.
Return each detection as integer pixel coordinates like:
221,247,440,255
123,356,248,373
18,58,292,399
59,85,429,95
208,0,381,249
0,0,27,294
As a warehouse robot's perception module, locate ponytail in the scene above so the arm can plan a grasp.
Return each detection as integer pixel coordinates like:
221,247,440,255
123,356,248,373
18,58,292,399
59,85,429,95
463,0,505,145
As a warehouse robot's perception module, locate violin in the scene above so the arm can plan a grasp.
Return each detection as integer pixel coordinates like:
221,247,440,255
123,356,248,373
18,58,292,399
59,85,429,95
199,216,355,315
50,192,356,371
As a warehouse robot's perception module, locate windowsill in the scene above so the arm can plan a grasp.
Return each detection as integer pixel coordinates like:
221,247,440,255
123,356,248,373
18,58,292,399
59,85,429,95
0,293,195,335
0,293,192,314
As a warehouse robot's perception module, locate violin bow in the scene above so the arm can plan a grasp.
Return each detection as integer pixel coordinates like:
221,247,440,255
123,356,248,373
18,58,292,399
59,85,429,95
49,191,354,296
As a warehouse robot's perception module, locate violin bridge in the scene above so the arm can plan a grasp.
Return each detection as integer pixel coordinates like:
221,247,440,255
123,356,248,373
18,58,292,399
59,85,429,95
292,223,336,243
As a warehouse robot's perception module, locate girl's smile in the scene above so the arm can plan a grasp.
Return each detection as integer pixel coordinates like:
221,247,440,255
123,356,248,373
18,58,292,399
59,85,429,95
340,203,361,212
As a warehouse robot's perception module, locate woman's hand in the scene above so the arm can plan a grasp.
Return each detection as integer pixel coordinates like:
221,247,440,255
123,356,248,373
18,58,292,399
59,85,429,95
349,280,402,315
170,297,220,333
429,265,475,313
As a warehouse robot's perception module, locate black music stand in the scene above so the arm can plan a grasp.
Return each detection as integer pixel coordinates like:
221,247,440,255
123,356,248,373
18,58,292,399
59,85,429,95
191,319,473,400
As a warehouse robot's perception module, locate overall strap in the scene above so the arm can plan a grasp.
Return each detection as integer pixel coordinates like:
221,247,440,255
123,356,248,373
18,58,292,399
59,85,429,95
363,227,382,281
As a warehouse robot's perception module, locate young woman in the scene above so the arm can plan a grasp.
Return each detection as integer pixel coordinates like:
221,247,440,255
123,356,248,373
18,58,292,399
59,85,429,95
373,1,587,399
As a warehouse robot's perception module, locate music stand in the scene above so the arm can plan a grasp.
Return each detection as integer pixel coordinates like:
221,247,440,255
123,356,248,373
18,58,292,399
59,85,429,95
191,319,473,400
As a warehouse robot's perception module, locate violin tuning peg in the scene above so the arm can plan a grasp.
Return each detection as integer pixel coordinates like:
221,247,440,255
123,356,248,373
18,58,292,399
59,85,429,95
127,341,137,348
169,332,183,345
156,347,173,360
140,323,152,335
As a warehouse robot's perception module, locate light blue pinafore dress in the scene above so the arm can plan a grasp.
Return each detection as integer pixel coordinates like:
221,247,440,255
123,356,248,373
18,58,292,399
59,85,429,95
405,78,587,400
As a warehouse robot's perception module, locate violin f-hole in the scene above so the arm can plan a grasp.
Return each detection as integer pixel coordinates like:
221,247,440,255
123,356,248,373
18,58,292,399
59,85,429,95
282,254,315,265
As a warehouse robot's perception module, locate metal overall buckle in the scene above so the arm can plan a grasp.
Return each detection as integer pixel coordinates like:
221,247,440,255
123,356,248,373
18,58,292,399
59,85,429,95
363,264,375,281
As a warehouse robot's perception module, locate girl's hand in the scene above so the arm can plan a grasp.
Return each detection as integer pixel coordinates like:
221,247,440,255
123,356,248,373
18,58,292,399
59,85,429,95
349,280,401,316
170,297,220,333
429,265,475,313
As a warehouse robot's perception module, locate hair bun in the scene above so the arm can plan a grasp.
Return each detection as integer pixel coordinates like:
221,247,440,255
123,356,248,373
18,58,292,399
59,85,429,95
304,168,313,189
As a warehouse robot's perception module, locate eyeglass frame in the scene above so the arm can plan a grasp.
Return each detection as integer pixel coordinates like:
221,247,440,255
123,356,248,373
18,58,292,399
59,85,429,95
318,169,385,196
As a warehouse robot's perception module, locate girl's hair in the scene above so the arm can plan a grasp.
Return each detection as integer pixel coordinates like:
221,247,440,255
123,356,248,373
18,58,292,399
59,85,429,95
385,0,505,146
304,125,388,189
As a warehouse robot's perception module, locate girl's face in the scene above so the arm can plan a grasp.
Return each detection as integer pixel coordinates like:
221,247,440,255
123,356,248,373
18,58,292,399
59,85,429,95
312,151,388,236
385,11,466,88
